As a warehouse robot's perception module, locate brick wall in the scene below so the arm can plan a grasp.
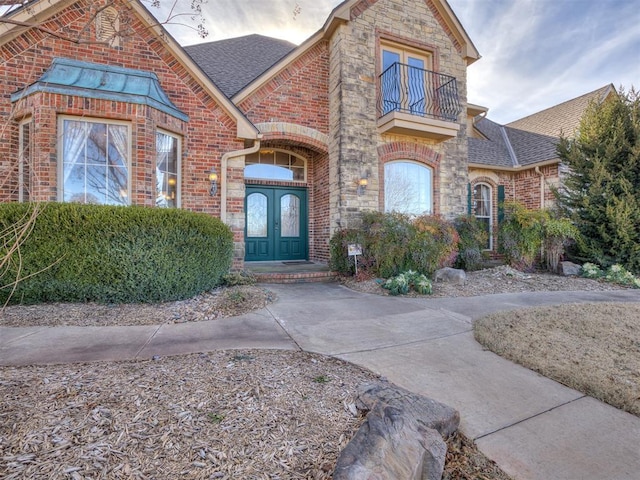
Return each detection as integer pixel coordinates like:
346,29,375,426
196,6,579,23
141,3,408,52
0,0,247,257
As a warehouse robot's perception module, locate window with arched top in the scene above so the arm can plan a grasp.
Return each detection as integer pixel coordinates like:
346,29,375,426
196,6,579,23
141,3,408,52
473,183,492,250
384,161,433,215
244,149,306,182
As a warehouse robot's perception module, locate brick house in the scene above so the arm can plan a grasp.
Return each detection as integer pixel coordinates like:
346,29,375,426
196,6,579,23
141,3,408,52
1,0,481,268
467,85,616,251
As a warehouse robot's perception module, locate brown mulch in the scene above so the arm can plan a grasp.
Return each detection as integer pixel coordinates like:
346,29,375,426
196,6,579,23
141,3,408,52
0,285,276,328
7,267,608,479
341,265,631,298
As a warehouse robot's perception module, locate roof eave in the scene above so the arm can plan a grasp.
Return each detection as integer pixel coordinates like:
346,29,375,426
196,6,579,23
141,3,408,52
234,0,480,102
129,1,258,140
0,0,76,45
469,158,561,172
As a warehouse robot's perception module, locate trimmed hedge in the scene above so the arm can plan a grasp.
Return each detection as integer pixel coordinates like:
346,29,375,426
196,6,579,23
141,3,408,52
0,203,233,304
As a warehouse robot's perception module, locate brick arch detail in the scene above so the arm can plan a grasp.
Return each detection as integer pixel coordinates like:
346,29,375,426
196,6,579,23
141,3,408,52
255,122,329,155
377,142,441,167
377,142,441,214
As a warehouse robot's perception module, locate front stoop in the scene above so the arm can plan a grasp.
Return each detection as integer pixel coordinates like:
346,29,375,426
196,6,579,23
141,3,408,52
253,270,338,284
245,262,338,284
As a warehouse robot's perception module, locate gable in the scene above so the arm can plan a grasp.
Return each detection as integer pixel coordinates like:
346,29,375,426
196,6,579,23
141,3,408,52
234,0,479,103
0,0,257,139
185,35,296,98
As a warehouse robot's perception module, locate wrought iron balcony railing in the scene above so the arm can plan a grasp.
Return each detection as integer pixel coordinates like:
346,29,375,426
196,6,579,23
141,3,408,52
377,62,462,122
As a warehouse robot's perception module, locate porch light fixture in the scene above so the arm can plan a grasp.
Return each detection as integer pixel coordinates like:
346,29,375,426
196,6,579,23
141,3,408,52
357,172,369,196
208,167,218,196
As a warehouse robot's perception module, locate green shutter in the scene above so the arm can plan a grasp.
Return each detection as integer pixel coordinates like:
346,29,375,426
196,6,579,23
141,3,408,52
467,183,472,214
497,185,505,224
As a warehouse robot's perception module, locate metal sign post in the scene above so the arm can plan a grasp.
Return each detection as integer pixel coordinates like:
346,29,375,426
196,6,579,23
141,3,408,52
347,243,363,276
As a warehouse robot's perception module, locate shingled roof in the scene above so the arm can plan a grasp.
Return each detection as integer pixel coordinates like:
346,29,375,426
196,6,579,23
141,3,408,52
184,34,296,98
470,118,558,168
506,84,615,137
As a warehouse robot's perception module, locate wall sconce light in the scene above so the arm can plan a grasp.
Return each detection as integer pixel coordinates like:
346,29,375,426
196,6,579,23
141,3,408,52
209,167,218,196
357,172,369,196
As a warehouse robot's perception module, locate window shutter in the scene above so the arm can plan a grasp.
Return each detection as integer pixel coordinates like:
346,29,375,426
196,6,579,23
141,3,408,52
467,182,472,214
497,185,505,224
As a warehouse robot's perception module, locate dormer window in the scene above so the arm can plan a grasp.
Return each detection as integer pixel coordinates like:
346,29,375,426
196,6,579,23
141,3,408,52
96,7,120,47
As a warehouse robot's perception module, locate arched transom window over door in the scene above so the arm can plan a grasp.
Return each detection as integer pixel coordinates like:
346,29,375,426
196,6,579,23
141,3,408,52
473,183,492,250
384,161,433,215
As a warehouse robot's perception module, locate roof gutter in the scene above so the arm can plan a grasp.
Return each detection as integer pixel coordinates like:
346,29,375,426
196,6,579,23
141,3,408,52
468,158,560,172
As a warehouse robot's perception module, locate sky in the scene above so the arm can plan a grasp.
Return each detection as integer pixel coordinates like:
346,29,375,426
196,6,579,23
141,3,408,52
156,0,639,124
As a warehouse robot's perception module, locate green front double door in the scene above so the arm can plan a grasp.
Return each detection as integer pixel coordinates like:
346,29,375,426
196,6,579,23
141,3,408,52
245,186,308,261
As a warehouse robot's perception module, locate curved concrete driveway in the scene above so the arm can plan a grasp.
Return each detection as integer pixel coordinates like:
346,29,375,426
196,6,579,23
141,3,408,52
2,283,640,480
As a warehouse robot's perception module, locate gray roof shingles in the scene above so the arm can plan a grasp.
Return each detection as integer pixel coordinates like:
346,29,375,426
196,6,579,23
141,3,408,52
506,84,614,137
470,118,558,168
470,85,614,168
184,34,296,98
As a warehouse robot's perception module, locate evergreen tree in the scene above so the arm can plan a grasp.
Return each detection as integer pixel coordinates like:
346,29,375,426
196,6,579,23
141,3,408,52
557,87,640,272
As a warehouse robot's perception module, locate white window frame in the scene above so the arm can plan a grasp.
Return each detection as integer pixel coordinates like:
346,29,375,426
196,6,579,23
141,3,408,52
473,182,493,250
18,118,32,203
57,115,131,205
384,160,434,216
156,129,182,208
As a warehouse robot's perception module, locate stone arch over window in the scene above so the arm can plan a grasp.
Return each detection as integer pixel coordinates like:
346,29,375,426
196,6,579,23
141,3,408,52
378,142,440,214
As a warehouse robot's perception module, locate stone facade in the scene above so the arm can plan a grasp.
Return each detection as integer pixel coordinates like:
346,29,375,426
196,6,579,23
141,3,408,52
328,0,470,230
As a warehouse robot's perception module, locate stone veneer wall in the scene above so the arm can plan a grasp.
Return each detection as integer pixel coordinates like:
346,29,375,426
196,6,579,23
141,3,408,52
328,0,470,233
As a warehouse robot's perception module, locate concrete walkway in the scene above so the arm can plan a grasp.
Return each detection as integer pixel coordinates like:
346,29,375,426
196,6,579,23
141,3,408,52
2,284,640,479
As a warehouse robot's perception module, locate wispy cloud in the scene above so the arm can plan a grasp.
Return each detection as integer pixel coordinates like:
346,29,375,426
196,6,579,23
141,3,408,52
159,0,640,123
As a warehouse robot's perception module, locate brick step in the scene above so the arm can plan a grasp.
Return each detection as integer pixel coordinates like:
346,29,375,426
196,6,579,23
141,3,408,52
253,271,338,284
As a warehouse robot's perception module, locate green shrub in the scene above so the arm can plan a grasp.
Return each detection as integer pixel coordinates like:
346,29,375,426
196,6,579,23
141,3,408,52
581,262,640,288
410,215,459,273
329,212,458,278
0,203,233,304
382,270,433,296
498,202,546,271
328,228,368,275
453,215,488,271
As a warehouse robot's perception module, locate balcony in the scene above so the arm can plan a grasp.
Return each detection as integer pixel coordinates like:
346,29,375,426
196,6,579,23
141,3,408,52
377,63,462,140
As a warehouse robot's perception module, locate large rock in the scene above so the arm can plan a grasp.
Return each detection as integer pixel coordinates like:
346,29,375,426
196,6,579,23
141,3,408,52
560,261,582,276
433,267,466,285
334,382,460,480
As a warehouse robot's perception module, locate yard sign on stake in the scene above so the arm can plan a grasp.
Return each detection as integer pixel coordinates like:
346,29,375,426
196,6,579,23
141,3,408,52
348,243,362,276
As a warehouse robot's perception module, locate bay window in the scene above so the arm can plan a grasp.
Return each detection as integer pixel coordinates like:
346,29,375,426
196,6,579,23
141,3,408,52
59,117,130,205
156,130,180,208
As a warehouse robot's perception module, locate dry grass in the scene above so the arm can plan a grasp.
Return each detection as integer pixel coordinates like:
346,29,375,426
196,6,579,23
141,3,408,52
474,303,640,417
